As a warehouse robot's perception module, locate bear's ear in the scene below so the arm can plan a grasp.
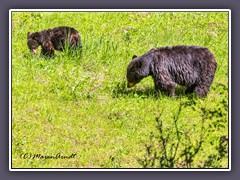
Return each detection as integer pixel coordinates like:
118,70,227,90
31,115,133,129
27,32,31,39
132,55,137,60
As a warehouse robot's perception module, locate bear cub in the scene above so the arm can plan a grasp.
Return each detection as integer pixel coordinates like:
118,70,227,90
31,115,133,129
126,45,217,98
27,26,82,56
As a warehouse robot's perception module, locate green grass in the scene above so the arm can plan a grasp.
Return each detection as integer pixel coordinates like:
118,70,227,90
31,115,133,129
11,11,229,168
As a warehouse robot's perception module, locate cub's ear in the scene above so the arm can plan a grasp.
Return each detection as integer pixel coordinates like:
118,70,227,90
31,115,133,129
132,55,137,60
27,32,31,39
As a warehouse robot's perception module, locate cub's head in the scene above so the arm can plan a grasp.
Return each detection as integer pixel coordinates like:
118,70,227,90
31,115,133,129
27,32,40,54
126,55,152,88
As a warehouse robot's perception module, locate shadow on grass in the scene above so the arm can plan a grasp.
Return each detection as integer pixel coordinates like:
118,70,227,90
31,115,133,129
110,81,159,99
110,80,198,100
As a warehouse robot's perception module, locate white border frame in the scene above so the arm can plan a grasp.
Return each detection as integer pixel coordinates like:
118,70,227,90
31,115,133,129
9,9,231,171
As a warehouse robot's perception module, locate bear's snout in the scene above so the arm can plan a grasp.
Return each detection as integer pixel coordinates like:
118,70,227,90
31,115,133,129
31,49,37,54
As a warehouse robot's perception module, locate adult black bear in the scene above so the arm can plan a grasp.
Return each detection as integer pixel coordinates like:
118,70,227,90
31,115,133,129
126,46,217,98
27,26,82,56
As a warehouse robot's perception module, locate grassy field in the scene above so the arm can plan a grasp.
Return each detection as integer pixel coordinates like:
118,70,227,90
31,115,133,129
11,11,229,168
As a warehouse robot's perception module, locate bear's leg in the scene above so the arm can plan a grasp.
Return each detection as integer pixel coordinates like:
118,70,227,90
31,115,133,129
154,77,177,97
167,83,178,97
41,41,55,57
41,48,54,57
70,33,80,47
195,85,210,98
185,84,196,94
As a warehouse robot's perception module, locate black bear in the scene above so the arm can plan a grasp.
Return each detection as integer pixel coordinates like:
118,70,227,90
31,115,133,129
27,26,82,56
126,45,217,98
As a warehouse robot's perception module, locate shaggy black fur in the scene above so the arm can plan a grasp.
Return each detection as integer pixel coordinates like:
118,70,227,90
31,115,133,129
27,26,82,56
126,45,217,98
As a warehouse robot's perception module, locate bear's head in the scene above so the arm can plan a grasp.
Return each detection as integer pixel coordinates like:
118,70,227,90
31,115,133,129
126,54,152,88
27,32,40,54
